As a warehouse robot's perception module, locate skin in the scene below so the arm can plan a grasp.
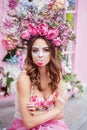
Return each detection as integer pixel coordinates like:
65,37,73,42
17,38,68,129
31,38,51,67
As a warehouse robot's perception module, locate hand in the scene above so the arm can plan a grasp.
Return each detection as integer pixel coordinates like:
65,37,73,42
54,98,64,110
26,102,36,115
57,91,69,104
54,99,64,119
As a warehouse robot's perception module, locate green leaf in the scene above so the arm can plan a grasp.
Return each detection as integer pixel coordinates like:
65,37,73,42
57,50,63,60
2,53,12,62
5,71,14,89
7,77,14,88
2,48,17,62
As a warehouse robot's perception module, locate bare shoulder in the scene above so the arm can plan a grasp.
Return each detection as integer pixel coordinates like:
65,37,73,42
17,70,31,91
18,70,30,82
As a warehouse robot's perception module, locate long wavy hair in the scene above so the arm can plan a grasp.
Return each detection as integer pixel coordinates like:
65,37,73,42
24,36,62,92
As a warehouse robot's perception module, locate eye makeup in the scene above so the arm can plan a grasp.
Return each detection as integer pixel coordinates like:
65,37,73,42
32,46,50,56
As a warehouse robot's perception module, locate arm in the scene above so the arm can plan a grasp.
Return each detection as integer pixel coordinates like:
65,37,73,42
54,79,69,119
17,71,62,129
35,79,68,120
26,99,64,119
26,80,66,120
57,79,69,104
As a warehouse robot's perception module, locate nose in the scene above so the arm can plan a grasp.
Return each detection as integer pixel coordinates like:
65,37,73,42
38,50,43,57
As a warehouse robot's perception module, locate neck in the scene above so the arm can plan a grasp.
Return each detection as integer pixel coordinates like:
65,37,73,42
38,67,47,77
38,67,50,91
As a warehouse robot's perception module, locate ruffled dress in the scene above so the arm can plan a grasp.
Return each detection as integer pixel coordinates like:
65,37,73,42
9,88,69,130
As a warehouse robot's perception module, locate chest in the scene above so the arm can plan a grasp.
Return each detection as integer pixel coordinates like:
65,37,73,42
31,86,52,100
30,88,57,111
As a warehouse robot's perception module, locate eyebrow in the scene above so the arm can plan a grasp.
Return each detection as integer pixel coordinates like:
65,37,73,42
32,46,49,49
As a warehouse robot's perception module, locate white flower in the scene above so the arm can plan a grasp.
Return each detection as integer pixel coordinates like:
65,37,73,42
2,77,7,87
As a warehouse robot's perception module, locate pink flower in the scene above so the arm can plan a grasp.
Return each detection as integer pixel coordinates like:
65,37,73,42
31,96,37,102
16,49,22,56
62,36,68,44
39,101,45,107
2,39,16,50
21,30,30,40
46,28,59,40
37,23,48,36
4,19,13,28
28,23,37,36
48,1,54,8
8,0,17,10
52,37,62,47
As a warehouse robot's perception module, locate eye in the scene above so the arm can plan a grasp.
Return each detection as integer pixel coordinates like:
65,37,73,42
32,49,39,53
43,48,50,52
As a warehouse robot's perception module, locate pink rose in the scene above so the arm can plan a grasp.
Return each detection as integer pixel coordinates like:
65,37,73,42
62,36,68,44
21,30,30,40
52,37,62,47
16,49,22,56
28,23,37,36
46,28,59,40
37,23,48,36
2,39,16,50
31,96,37,102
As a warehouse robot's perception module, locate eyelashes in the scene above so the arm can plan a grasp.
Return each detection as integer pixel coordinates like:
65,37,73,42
32,48,50,54
32,49,38,53
44,48,50,52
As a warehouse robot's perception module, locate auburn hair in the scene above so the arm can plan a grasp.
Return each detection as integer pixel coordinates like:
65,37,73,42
24,36,62,92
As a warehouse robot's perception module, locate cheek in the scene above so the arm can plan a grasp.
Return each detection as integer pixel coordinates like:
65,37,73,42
45,54,51,63
32,55,37,63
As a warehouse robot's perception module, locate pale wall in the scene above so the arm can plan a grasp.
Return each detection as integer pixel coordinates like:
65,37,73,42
74,0,87,84
0,0,6,66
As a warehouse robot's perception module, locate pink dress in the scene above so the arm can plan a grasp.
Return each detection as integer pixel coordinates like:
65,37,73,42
9,89,69,130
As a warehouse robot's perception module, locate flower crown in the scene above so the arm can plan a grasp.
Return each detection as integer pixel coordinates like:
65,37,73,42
21,23,62,48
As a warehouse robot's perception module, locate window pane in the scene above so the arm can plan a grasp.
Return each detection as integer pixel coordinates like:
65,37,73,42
66,13,75,29
67,0,76,10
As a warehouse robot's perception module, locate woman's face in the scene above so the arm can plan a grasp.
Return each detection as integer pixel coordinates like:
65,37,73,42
31,38,51,67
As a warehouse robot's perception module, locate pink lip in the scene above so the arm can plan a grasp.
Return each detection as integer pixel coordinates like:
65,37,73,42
37,61,43,66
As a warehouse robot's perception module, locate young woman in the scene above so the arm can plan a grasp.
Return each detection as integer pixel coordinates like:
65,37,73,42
9,36,69,130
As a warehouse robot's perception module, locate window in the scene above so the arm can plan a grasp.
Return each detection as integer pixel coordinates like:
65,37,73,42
62,0,77,71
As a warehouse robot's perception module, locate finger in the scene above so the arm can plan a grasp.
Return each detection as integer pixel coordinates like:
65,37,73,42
30,111,35,115
26,102,35,105
27,107,36,111
57,93,68,103
26,102,35,107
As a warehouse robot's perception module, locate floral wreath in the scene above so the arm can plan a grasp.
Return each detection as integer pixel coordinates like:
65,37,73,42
21,23,62,48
